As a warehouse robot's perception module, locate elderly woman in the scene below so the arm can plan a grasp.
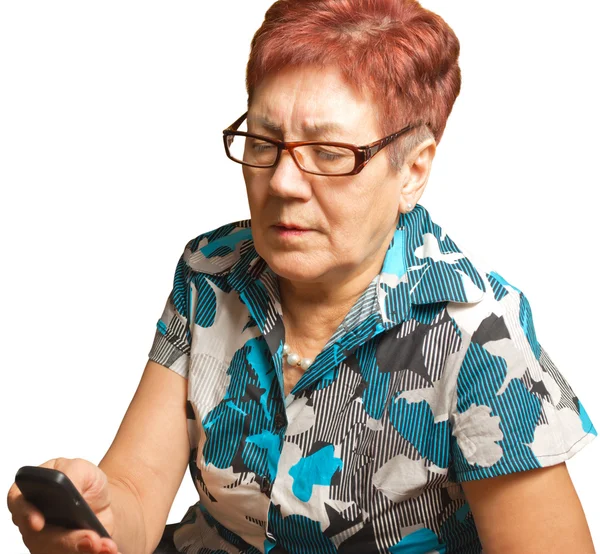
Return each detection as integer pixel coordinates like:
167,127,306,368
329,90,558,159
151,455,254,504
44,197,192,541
9,0,597,553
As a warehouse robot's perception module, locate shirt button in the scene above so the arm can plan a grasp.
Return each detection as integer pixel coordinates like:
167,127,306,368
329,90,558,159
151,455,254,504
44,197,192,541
273,412,286,431
260,477,272,496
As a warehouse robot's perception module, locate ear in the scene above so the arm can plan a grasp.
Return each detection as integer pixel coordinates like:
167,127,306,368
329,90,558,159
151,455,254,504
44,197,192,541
397,138,437,214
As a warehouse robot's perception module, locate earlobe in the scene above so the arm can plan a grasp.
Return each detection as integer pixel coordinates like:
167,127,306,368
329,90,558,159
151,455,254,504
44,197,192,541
397,201,414,216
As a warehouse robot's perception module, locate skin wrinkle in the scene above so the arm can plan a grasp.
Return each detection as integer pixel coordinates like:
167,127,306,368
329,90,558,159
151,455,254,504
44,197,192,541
248,115,350,142
242,63,436,391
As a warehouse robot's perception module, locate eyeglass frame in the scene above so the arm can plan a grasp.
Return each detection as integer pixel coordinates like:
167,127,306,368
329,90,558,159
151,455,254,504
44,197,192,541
222,112,430,177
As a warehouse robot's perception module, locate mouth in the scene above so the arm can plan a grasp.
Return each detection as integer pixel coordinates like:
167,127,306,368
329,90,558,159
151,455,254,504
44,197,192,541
274,223,310,231
272,223,312,238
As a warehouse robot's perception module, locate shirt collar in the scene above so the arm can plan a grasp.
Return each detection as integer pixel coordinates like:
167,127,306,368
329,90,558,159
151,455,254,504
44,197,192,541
378,204,486,327
194,204,486,329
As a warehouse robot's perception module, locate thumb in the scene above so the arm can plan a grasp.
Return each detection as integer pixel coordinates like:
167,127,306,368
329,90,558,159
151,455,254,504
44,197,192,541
43,457,111,514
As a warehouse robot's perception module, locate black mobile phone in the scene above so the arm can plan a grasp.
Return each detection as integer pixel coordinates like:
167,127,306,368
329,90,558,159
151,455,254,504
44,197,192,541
15,466,111,538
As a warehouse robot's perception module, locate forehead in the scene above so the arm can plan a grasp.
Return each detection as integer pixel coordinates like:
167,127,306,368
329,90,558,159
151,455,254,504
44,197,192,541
248,65,379,139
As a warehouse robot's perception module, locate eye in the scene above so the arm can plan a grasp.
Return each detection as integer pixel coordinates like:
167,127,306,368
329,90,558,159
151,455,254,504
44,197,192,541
316,149,343,161
252,141,276,152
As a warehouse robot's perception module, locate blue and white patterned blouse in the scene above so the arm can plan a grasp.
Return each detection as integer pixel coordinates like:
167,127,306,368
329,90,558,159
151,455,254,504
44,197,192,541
148,203,596,554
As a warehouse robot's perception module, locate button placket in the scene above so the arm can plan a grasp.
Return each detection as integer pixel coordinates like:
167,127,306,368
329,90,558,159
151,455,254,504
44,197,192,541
262,398,288,547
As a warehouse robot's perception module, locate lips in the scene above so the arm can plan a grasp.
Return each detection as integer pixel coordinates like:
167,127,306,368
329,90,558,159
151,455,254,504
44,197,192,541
275,223,310,231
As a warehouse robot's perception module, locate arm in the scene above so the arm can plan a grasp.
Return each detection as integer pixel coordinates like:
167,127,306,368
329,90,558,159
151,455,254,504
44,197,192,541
98,359,190,554
461,462,595,554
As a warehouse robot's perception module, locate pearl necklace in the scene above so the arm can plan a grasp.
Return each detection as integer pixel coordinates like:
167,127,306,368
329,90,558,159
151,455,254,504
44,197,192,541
283,343,313,370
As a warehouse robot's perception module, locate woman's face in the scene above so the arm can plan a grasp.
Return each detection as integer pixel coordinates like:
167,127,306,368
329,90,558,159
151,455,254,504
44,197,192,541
244,64,411,287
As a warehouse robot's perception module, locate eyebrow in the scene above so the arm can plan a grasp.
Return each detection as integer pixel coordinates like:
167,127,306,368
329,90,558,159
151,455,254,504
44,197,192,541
248,115,348,140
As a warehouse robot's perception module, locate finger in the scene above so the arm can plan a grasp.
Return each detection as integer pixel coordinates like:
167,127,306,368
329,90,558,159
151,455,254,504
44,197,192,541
77,534,118,554
38,457,61,469
8,459,62,530
23,525,103,554
52,458,112,514
98,537,119,554
52,526,118,554
8,486,46,532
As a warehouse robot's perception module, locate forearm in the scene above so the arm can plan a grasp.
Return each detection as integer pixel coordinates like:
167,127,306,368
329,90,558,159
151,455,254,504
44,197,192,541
106,476,148,554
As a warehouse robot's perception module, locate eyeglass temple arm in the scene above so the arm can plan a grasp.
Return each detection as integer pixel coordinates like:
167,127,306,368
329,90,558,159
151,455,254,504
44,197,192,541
226,111,249,132
362,124,416,161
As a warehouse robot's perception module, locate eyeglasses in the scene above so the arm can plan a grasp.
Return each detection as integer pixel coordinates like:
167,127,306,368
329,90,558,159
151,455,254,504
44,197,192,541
223,112,428,177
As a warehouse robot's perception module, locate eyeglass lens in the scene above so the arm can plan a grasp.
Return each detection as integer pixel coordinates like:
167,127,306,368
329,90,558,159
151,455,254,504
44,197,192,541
227,134,356,175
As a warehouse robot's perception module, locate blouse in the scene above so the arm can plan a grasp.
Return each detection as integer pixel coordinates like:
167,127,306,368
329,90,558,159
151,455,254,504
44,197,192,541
147,203,597,554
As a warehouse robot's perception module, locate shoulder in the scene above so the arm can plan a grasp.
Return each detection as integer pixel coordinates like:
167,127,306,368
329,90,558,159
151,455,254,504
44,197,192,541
443,253,597,482
444,245,533,350
179,218,254,277
443,250,543,390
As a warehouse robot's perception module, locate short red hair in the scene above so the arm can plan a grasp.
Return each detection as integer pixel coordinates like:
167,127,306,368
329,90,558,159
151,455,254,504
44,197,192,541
246,0,461,165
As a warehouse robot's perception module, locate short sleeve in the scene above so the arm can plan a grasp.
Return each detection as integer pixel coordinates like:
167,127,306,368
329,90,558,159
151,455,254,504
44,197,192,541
147,247,193,378
449,287,597,483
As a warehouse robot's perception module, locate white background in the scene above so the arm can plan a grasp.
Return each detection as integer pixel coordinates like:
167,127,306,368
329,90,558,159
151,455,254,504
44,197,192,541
2,1,599,552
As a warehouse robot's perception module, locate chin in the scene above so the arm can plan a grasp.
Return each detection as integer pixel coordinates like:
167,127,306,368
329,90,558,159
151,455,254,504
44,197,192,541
270,266,320,283
260,249,323,283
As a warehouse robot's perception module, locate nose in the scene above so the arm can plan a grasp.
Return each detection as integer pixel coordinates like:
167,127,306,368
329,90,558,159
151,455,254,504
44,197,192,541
268,149,313,201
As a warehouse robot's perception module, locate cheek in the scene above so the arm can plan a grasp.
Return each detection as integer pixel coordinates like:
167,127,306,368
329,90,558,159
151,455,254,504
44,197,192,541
244,174,267,215
320,180,379,234
318,182,363,227
322,207,370,262
323,184,398,255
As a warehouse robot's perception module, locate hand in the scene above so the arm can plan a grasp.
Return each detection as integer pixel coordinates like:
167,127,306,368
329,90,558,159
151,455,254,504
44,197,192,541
8,457,121,554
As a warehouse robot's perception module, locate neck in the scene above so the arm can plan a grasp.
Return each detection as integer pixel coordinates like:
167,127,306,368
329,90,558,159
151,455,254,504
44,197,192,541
279,274,369,333
278,242,390,338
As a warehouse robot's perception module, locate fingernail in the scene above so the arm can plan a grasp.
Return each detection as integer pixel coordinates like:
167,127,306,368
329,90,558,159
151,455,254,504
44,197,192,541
77,538,93,552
